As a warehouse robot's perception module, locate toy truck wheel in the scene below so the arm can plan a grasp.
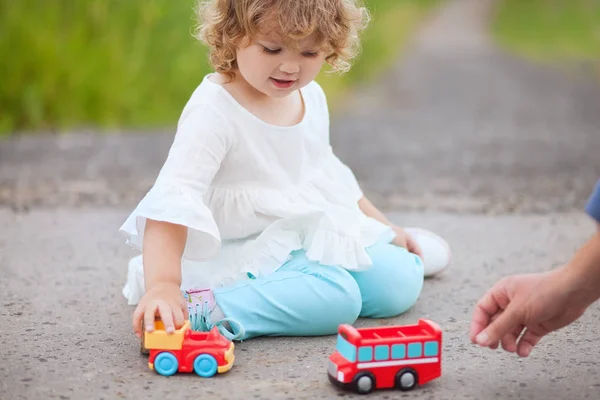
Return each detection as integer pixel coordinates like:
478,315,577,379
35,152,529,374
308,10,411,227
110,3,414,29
154,352,179,376
396,368,418,391
193,354,218,377
354,372,375,395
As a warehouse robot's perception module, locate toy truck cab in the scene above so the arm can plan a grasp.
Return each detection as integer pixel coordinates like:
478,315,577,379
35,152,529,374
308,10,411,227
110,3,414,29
328,319,442,394
145,320,235,377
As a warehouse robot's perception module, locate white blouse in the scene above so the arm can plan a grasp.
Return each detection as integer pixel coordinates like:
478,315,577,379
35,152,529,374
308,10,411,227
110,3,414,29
119,74,395,304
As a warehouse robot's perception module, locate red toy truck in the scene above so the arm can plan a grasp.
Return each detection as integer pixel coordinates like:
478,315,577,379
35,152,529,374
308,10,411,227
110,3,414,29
328,319,442,394
145,320,235,377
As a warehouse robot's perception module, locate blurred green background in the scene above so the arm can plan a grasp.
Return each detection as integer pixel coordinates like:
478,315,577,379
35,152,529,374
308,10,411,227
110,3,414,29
1,0,599,136
494,0,600,68
0,0,436,136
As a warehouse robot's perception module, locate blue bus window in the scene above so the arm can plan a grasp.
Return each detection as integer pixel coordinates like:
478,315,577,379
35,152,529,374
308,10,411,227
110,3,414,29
374,345,389,361
408,342,422,358
336,334,356,362
424,341,439,357
358,346,373,362
391,344,406,359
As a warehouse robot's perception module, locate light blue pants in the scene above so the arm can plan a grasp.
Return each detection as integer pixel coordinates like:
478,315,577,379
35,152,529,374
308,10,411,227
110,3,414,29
214,241,425,340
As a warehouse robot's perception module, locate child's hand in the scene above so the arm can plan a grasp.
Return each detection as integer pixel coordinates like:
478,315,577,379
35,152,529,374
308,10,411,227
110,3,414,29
132,282,188,337
391,226,423,259
469,268,589,357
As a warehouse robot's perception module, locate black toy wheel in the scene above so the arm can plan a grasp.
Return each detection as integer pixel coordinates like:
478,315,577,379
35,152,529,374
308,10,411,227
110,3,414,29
354,372,376,395
396,368,418,391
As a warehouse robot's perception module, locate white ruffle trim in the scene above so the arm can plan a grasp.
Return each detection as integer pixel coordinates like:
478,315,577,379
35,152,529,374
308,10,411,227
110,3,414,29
119,185,221,261
122,214,394,305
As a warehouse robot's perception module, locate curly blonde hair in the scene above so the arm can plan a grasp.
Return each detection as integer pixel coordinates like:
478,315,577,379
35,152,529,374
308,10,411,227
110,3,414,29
195,0,370,79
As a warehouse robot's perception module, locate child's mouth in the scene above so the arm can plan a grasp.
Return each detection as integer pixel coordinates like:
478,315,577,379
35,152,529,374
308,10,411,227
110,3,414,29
270,78,296,89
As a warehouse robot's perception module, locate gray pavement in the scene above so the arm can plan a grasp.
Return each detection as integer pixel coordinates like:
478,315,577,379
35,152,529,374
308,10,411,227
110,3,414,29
1,210,599,399
2,0,600,399
332,0,600,213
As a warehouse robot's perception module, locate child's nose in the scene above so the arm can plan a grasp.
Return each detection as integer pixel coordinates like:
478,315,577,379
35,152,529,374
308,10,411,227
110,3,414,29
279,62,300,75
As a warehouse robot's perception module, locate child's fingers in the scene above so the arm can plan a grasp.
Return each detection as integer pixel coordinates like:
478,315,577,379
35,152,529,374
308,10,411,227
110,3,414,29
132,304,146,337
157,302,176,333
393,231,408,249
143,304,159,333
178,296,189,320
407,235,423,259
395,240,408,250
171,303,186,329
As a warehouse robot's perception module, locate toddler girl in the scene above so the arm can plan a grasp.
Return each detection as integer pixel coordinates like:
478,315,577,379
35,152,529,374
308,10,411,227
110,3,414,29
120,0,452,341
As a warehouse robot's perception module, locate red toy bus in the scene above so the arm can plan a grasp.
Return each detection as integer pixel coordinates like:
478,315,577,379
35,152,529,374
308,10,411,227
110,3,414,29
328,319,442,394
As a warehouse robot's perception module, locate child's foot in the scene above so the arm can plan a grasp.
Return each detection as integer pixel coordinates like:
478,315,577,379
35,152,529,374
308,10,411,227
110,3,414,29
404,228,452,277
183,288,245,341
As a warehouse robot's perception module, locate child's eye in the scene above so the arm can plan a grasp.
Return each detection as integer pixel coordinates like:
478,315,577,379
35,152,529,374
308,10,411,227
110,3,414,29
302,51,319,58
262,46,281,55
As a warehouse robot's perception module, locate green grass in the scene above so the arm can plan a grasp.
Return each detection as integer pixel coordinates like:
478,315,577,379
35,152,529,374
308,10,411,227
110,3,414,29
493,0,600,68
0,0,437,135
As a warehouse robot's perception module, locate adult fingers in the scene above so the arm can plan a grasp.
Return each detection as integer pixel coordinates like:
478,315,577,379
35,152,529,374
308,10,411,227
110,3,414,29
469,285,507,342
476,303,522,347
501,324,525,353
517,328,544,357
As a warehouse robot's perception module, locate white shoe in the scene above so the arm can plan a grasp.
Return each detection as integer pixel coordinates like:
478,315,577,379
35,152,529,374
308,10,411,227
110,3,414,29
123,254,145,305
404,228,452,277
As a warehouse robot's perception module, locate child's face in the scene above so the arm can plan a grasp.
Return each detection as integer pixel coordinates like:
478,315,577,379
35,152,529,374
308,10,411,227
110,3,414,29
235,31,327,99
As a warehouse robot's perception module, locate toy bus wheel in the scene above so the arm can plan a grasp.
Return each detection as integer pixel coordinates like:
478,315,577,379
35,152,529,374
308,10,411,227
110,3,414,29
193,354,218,378
354,372,375,395
154,352,179,376
396,368,418,391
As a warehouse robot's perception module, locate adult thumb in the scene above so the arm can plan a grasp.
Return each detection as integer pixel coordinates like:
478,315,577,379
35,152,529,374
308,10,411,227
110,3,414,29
476,305,521,347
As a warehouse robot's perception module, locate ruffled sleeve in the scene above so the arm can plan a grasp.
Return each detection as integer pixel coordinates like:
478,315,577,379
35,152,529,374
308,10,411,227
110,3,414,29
119,104,233,261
